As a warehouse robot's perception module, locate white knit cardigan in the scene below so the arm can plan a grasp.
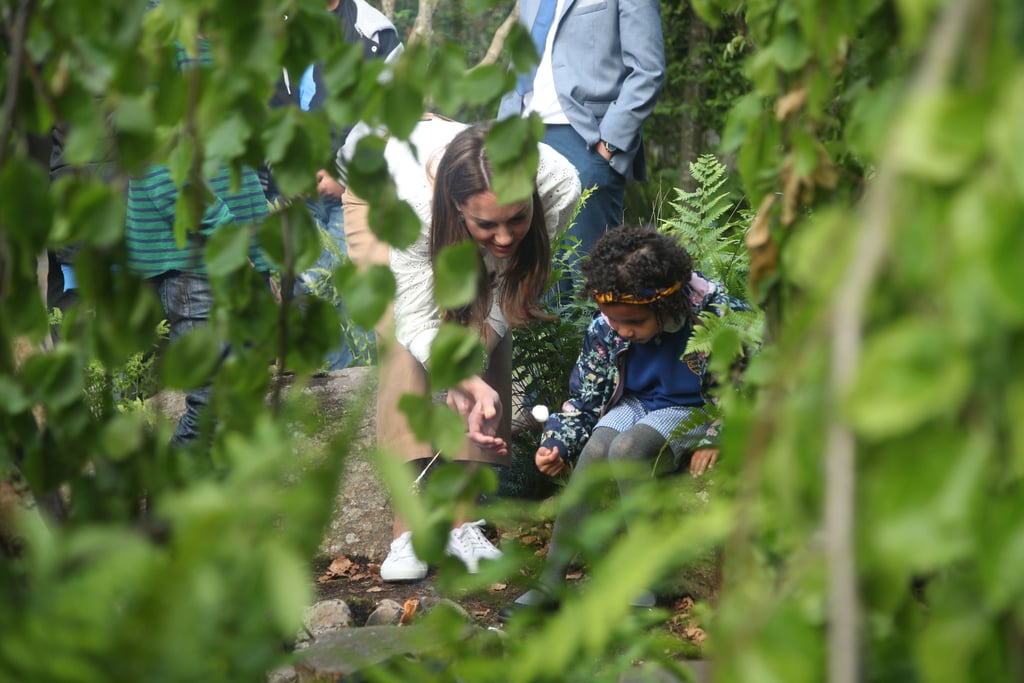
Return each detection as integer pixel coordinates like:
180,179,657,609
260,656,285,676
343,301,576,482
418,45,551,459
382,118,581,365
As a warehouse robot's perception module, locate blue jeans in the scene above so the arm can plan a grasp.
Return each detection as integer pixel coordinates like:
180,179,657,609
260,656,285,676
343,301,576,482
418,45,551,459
542,125,626,299
155,271,225,446
300,197,374,371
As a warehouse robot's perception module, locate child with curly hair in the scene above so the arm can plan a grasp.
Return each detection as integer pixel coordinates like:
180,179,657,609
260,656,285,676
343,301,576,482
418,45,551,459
500,224,749,618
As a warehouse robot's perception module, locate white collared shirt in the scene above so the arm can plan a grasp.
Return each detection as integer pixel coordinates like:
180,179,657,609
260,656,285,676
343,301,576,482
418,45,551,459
522,0,570,124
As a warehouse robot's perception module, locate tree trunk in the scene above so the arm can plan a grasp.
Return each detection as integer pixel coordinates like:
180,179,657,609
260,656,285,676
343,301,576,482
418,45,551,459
408,0,440,46
678,7,710,191
476,3,519,67
380,0,396,21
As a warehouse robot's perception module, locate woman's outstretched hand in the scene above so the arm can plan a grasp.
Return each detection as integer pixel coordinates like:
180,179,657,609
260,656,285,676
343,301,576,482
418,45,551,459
449,376,507,455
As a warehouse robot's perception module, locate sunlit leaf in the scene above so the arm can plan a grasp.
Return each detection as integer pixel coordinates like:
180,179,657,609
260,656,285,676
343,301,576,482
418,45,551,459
434,241,478,311
845,321,972,439
428,323,484,392
161,326,223,390
204,224,251,277
336,262,395,330
398,393,466,459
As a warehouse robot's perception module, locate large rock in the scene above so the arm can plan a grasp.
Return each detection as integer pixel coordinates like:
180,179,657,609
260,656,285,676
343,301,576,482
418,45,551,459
150,366,395,562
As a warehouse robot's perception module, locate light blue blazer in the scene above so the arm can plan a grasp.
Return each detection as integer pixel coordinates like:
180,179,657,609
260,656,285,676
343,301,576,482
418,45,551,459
497,0,666,180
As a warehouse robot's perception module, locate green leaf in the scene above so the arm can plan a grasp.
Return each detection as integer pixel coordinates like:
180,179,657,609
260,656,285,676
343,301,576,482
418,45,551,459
380,81,424,141
398,393,467,459
283,296,341,375
487,116,542,205
161,326,223,390
506,22,540,73
845,320,972,439
205,113,250,161
336,263,395,330
457,64,508,106
20,348,84,410
263,543,311,634
204,224,251,277
113,93,155,134
101,412,147,462
768,25,812,71
258,202,320,274
0,158,52,251
428,323,484,392
66,181,127,247
434,241,479,310
891,92,988,183
0,376,32,414
367,194,422,251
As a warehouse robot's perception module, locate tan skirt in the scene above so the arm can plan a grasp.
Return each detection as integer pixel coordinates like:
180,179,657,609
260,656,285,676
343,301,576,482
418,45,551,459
343,186,512,466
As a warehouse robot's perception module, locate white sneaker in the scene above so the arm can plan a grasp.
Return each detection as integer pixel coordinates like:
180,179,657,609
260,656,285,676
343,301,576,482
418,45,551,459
380,531,428,582
446,520,503,573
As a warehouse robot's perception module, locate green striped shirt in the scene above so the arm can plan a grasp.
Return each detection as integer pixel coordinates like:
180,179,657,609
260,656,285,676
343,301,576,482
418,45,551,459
125,165,272,277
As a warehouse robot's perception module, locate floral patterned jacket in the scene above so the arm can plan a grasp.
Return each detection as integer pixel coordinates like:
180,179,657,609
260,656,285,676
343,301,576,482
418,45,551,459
539,272,750,463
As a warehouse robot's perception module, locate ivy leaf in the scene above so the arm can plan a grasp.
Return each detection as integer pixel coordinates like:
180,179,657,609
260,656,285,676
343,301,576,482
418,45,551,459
434,241,478,311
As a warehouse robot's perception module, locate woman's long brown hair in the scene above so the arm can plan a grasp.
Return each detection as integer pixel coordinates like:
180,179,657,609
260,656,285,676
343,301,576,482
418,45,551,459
429,123,552,330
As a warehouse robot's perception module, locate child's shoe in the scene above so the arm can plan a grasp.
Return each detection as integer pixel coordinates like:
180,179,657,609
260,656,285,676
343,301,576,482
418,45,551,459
380,531,428,582
445,519,502,573
497,588,560,622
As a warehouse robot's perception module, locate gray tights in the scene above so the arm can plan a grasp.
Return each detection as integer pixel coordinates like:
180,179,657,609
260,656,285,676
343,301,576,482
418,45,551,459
539,424,675,589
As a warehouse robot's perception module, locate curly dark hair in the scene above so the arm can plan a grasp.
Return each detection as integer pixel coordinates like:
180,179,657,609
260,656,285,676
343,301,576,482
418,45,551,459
581,225,694,327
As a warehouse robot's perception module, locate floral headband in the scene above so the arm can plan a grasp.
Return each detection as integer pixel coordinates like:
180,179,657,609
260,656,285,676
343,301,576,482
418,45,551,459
593,281,682,305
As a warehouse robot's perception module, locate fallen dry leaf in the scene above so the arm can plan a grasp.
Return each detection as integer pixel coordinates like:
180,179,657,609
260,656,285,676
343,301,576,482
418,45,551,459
566,570,583,580
674,596,695,612
327,556,353,575
366,586,383,593
399,599,419,626
316,555,356,583
520,535,540,545
490,582,508,592
683,626,707,645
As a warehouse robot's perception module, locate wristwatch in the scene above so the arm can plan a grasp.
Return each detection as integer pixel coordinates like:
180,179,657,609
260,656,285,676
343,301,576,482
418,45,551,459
601,140,619,155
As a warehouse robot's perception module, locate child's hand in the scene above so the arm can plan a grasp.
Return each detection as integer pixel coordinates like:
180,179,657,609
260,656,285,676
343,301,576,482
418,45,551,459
690,448,718,477
535,446,564,477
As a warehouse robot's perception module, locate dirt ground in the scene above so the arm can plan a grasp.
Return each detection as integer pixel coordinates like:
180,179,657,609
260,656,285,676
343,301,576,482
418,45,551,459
310,521,714,647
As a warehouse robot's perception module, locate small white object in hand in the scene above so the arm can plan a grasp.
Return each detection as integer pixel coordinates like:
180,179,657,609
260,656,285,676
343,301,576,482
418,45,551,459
530,405,549,424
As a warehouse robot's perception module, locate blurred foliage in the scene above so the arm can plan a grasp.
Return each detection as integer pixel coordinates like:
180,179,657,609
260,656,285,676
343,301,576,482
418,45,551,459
4,0,1021,681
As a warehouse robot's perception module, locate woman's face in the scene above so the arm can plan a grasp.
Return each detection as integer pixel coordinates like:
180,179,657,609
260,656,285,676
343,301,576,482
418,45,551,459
457,190,533,260
598,302,662,344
